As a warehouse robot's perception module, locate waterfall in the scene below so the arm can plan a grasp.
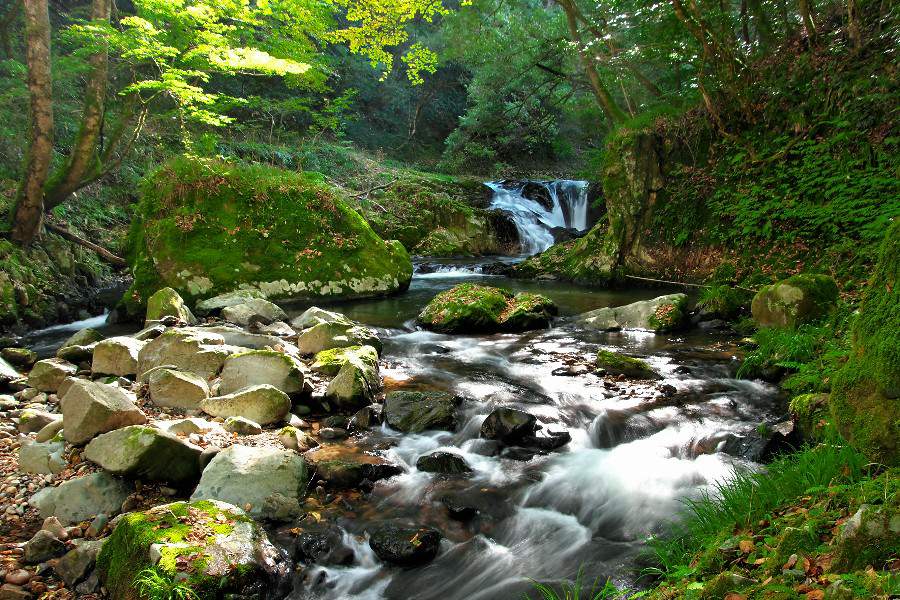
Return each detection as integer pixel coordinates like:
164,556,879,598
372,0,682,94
487,180,590,255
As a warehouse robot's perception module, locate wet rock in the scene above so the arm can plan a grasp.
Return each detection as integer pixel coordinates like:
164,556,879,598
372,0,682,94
60,379,147,445
91,336,146,377
222,298,287,326
18,438,66,475
758,419,801,461
348,405,381,431
28,359,77,393
0,357,21,387
297,320,383,355
368,524,441,567
0,348,37,369
383,391,460,433
191,445,308,521
137,328,236,380
147,368,210,410
595,350,658,379
200,384,291,426
223,416,263,435
325,346,381,409
23,530,66,564
520,430,571,451
219,350,306,396
55,539,104,587
145,287,197,325
416,451,472,475
293,523,354,566
440,494,478,520
56,343,96,364
305,446,402,488
831,504,900,571
97,500,289,599
467,439,502,457
84,425,203,486
576,294,688,333
551,364,590,376
30,472,131,525
480,407,537,443
751,273,838,328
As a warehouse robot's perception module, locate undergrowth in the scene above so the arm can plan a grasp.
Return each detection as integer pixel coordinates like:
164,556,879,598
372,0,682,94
134,568,200,600
527,568,632,600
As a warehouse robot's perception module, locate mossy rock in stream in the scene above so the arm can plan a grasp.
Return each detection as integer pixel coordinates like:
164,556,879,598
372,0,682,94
416,284,557,333
830,221,900,465
514,223,619,285
595,350,658,379
120,157,413,319
96,500,289,600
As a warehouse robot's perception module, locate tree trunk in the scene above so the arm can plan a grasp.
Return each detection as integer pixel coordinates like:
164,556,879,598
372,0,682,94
11,0,53,246
44,0,110,210
556,0,627,125
847,0,862,50
798,0,817,44
747,0,777,47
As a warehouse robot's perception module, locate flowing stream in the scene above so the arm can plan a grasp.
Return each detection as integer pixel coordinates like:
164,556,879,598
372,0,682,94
280,260,780,599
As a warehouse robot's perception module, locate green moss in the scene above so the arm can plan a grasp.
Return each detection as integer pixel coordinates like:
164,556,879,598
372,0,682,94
97,500,252,600
830,221,900,465
595,349,656,379
647,296,689,332
514,223,619,286
788,393,830,441
311,345,376,376
122,156,413,317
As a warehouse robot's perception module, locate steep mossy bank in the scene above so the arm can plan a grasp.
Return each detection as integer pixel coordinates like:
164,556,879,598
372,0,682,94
221,141,517,257
122,156,413,318
517,17,899,293
0,184,126,332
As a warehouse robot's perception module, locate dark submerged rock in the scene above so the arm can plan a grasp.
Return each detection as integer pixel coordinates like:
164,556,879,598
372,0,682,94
368,524,441,567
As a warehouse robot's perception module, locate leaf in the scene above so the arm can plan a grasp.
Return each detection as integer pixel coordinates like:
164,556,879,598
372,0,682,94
739,540,755,554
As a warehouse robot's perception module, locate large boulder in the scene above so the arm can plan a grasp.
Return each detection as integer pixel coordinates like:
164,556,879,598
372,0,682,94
325,346,381,409
296,319,382,355
312,345,378,376
751,274,839,328
577,293,688,332
368,524,441,567
191,445,308,521
291,306,347,330
60,379,147,445
218,350,306,396
200,384,291,425
221,298,287,326
28,358,77,392
137,327,236,379
121,157,412,318
96,500,289,599
30,472,131,525
146,368,210,410
61,328,104,349
830,222,899,465
145,287,197,324
383,391,460,433
91,336,146,377
417,284,557,333
84,425,203,486
480,407,537,443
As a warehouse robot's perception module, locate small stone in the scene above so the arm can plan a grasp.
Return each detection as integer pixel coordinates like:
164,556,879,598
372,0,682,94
4,570,31,586
223,416,262,436
23,530,66,564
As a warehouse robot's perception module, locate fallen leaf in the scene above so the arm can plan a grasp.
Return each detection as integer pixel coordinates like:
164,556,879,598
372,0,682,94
739,540,755,554
806,590,825,600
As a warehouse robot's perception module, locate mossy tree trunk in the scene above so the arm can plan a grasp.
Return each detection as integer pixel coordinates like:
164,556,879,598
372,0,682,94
11,0,53,246
44,0,111,210
797,0,817,44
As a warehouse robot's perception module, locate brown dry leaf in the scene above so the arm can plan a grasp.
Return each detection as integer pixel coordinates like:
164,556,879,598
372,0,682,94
783,555,799,570
724,594,745,600
739,540,755,554
806,590,825,600
754,557,768,565
762,577,773,586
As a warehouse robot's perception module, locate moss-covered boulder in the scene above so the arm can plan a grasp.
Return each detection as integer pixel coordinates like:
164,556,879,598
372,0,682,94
311,345,377,376
830,222,899,465
789,393,830,442
145,287,196,324
751,273,839,328
576,294,688,333
514,223,619,285
417,284,557,333
122,157,412,318
596,350,658,379
96,500,289,600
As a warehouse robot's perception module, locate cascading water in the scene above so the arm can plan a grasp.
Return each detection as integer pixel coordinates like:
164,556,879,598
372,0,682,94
487,180,590,255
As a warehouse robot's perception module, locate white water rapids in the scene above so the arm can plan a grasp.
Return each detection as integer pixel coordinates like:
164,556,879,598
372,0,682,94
487,180,590,255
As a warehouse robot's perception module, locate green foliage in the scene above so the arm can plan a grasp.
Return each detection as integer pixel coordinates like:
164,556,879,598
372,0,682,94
134,568,199,600
696,285,750,319
526,568,630,600
647,439,869,579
